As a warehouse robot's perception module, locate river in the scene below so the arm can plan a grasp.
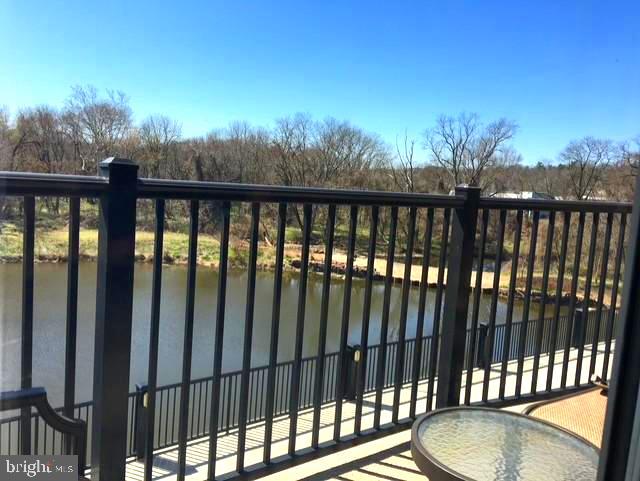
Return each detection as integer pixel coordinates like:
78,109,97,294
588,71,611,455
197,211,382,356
0,262,546,407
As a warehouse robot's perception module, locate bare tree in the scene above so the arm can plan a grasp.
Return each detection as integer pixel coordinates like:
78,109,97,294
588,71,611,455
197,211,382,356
63,85,133,171
482,146,523,195
315,118,388,188
423,113,517,190
224,121,273,184
560,136,617,200
0,107,14,171
273,114,388,227
139,115,182,178
273,114,386,190
389,131,419,193
620,135,640,174
12,107,67,174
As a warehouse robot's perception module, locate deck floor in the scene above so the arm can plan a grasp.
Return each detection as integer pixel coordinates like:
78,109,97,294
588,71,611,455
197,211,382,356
121,342,611,481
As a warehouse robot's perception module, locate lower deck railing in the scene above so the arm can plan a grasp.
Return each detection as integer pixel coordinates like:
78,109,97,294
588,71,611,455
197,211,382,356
0,308,616,464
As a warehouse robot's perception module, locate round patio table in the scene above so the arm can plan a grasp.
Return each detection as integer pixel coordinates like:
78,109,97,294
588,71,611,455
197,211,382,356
411,407,599,481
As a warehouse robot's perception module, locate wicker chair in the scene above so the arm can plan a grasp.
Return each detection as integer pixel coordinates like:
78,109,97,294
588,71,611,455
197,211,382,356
524,379,608,447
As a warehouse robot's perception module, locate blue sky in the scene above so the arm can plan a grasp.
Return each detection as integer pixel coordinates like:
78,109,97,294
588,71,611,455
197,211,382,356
1,0,638,164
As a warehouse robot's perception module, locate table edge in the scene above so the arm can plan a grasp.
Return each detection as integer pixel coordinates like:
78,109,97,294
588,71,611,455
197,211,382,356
410,406,600,481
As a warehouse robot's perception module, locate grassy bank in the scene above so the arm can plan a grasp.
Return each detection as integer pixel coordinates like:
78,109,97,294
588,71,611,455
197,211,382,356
0,220,615,307
0,222,282,268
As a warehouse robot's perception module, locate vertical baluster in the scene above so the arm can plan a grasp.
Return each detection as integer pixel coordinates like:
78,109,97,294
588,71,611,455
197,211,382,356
63,197,80,455
259,368,266,420
21,196,35,455
575,213,599,386
411,209,434,415
190,384,197,438
602,214,626,379
202,380,209,435
589,212,613,378
482,209,506,402
249,373,255,422
561,212,585,388
464,209,489,404
373,207,398,429
515,211,540,397
375,345,382,389
207,201,230,478
288,204,312,454
228,377,234,430
354,206,379,435
283,365,289,415
176,200,199,481
392,207,416,422
130,397,135,453
499,210,523,399
263,203,287,462
426,208,450,411
236,203,260,472
173,387,179,442
305,360,312,407
231,376,238,429
159,390,166,446
251,372,257,421
311,205,336,448
221,375,229,430
33,416,39,454
546,211,571,391
197,383,204,435
333,206,358,441
530,211,555,394
165,390,171,446
279,366,286,416
143,199,165,481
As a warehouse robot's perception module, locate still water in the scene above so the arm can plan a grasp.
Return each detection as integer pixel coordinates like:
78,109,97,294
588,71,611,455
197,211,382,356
0,262,542,406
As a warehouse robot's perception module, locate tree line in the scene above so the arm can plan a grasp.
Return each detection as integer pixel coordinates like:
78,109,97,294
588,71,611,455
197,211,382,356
0,85,636,289
1,86,638,201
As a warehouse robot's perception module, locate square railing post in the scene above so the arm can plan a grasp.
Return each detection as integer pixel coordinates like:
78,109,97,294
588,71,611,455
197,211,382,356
91,158,138,481
134,384,149,460
436,185,480,409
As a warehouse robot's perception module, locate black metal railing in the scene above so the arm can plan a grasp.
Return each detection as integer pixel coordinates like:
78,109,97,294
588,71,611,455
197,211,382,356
0,159,630,481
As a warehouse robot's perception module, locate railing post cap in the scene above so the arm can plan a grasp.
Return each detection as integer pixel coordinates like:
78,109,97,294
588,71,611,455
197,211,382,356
454,184,481,192
98,157,139,177
454,184,481,203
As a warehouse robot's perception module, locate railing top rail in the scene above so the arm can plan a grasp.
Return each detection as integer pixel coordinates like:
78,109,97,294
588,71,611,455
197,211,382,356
0,170,633,213
136,177,463,207
0,171,108,197
479,196,632,214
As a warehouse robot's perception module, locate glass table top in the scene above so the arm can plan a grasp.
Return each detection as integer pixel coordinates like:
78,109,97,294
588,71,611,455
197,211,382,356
413,408,599,481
